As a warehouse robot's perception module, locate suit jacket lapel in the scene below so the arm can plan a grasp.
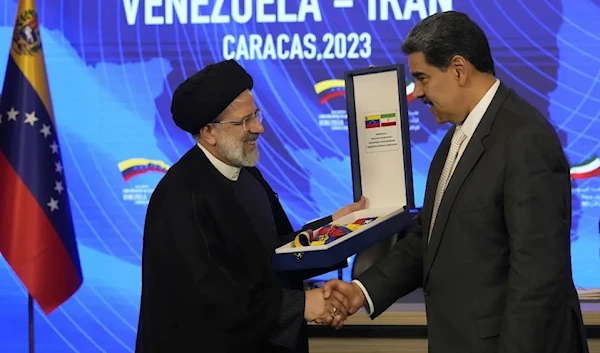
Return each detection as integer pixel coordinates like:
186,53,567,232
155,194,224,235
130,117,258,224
423,83,511,284
421,132,453,253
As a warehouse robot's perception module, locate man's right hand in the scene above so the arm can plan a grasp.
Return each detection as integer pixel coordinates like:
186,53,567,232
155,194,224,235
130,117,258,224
304,287,350,325
322,279,366,316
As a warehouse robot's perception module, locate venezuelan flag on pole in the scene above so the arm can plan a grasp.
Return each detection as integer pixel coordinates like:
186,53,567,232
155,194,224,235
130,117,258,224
0,0,83,315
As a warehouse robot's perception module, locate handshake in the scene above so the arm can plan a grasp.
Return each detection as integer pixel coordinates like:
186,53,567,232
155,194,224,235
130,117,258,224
303,279,367,330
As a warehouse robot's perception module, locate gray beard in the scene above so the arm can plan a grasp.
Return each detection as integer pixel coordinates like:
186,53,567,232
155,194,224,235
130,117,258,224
217,134,259,167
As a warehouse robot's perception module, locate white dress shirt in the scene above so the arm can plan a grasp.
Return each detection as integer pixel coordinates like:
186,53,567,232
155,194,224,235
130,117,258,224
352,79,501,315
197,142,241,181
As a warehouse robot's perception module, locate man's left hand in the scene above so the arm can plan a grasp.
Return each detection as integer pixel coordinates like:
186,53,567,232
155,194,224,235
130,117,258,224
332,196,367,221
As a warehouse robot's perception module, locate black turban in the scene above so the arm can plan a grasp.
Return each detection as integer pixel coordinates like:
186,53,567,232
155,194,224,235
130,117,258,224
170,59,254,133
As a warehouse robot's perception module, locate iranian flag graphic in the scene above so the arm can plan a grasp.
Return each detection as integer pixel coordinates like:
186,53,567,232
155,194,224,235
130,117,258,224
380,113,397,127
570,156,600,179
406,81,416,102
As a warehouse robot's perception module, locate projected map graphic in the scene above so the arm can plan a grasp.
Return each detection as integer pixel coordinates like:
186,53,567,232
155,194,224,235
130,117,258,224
0,0,599,351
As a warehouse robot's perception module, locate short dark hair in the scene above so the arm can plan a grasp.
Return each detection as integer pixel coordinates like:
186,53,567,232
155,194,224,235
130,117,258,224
401,11,495,75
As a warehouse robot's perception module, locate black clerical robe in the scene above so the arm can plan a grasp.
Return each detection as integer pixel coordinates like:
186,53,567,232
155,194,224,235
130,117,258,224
135,145,335,353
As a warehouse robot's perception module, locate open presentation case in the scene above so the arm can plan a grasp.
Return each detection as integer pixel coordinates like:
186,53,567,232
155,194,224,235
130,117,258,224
272,64,416,272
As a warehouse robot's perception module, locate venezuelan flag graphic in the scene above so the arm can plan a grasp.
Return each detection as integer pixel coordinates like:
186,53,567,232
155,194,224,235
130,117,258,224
365,114,381,129
0,0,83,315
118,158,170,181
314,79,345,104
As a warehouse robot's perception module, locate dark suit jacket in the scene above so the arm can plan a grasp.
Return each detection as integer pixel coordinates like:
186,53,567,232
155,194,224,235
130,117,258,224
134,146,334,353
356,83,589,353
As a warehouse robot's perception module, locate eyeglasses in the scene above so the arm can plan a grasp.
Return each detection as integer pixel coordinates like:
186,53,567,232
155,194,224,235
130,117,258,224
212,109,263,131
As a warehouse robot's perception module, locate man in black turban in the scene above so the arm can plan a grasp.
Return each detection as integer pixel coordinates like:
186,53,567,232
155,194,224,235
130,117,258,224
170,59,255,135
135,59,366,353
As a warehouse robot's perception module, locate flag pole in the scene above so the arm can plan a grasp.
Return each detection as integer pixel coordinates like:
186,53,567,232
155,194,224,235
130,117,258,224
0,2,84,351
28,293,34,353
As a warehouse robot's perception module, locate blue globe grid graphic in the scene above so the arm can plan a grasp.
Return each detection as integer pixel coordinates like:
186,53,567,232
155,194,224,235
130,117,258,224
0,0,598,351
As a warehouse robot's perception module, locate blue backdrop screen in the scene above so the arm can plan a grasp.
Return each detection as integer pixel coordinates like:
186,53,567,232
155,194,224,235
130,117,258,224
0,0,599,351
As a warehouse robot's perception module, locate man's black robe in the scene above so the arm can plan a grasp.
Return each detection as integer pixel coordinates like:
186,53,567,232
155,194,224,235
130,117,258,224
134,145,338,353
